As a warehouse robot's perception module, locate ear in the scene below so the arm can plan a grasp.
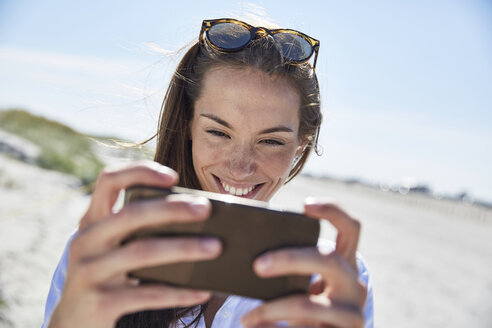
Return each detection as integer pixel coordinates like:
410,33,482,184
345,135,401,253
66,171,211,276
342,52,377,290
294,138,309,158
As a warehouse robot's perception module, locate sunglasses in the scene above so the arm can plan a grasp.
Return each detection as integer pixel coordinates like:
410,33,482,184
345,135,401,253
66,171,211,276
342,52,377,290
199,18,320,71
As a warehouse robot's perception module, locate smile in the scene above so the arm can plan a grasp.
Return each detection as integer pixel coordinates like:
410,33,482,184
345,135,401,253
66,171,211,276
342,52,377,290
212,175,263,198
221,181,255,196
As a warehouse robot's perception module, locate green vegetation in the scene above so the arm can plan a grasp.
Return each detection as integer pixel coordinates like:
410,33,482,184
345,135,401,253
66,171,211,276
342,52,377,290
0,109,104,185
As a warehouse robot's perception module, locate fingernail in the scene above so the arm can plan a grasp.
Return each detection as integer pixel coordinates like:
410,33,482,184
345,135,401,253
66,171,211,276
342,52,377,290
189,197,210,214
255,254,272,272
152,163,178,178
200,238,220,253
305,197,319,205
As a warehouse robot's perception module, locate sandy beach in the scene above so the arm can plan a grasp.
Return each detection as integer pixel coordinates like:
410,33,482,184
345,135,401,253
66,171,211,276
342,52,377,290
1,153,491,328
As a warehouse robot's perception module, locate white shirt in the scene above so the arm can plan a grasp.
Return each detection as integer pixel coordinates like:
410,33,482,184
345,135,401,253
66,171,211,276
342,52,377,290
172,295,263,328
42,232,374,328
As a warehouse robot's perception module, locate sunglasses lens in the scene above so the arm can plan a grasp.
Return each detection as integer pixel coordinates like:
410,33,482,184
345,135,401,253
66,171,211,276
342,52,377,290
207,22,251,50
272,33,313,62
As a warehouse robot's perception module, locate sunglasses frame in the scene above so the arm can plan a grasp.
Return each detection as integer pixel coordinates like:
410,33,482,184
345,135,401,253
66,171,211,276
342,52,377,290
199,18,320,71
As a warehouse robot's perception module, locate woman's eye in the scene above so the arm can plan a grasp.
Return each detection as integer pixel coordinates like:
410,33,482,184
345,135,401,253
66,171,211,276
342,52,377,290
261,139,285,146
206,129,230,138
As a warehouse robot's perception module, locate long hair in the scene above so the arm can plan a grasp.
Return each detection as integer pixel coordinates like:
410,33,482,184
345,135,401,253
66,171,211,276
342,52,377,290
117,27,322,328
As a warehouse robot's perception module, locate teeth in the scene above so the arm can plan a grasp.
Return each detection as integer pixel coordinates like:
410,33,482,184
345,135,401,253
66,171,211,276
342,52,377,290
220,179,256,196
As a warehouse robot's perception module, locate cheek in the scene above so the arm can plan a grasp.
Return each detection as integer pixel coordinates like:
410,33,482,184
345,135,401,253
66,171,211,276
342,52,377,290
192,137,226,168
257,148,296,178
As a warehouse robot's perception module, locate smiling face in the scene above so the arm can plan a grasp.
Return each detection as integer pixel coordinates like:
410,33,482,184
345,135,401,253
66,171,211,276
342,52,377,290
190,66,304,201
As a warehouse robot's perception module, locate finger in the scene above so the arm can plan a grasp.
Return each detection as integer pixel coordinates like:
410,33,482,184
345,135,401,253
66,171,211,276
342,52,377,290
304,198,361,269
254,250,364,305
72,194,211,259
102,285,211,323
81,161,178,229
254,248,356,280
78,237,222,285
241,294,364,328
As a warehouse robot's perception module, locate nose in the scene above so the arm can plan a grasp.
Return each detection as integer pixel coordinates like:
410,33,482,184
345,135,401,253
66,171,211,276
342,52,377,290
227,144,256,180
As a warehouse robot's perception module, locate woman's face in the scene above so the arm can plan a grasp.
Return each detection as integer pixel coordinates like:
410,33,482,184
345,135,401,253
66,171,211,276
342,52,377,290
190,66,304,201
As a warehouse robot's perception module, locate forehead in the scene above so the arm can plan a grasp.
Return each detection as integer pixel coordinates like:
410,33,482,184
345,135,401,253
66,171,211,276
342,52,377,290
195,66,301,129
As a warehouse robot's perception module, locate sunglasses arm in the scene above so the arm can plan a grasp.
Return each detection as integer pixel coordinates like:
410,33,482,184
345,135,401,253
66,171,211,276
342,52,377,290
312,46,319,72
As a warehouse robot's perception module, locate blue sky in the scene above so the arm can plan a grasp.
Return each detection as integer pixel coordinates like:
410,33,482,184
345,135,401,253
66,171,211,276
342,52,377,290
0,0,491,201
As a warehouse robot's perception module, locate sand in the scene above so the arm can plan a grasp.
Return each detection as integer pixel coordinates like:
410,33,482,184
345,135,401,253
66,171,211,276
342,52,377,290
1,153,491,327
273,175,492,327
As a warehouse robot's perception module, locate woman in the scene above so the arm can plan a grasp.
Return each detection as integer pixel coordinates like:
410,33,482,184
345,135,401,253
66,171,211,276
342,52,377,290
42,18,373,328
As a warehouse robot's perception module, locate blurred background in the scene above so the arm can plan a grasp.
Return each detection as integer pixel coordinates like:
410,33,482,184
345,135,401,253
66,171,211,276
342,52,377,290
1,0,491,201
0,1,491,327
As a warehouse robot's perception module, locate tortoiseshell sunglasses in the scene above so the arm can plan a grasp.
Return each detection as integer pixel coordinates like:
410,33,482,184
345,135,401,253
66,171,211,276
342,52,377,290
199,18,320,71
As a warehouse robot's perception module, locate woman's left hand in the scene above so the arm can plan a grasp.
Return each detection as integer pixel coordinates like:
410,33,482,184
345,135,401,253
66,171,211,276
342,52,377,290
242,198,367,328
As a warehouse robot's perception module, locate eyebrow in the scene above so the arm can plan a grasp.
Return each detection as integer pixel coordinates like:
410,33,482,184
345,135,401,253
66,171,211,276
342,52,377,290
200,113,295,134
200,113,231,129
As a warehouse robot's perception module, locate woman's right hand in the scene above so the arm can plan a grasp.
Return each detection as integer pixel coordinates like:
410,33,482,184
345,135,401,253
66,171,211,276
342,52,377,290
47,161,222,328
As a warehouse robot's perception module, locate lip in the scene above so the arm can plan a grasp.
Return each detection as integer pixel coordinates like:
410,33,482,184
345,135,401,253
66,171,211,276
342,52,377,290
212,174,264,199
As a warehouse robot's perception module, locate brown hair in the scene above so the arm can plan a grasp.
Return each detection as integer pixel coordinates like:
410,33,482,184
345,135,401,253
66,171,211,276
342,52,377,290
117,29,322,328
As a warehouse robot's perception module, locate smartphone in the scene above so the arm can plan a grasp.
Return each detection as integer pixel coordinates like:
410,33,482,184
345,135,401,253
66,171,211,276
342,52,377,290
123,185,320,301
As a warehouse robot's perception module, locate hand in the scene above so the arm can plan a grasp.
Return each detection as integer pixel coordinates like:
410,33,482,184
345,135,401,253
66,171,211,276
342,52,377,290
242,198,367,328
48,161,222,328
